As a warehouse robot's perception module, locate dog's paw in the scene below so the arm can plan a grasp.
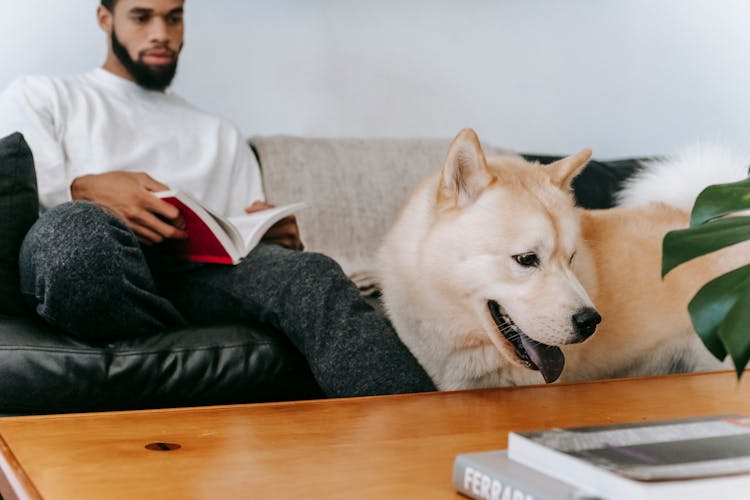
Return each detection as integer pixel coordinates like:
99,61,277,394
350,270,383,298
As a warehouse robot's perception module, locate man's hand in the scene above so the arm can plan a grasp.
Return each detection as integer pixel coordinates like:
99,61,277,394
71,171,188,244
245,200,304,251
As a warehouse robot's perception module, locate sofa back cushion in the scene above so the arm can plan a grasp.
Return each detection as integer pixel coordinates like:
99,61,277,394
251,135,511,276
0,132,38,315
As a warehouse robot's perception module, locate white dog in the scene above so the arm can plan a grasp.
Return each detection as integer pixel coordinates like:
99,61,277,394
377,129,748,390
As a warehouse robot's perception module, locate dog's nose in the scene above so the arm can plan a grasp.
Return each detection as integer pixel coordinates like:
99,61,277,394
572,307,601,340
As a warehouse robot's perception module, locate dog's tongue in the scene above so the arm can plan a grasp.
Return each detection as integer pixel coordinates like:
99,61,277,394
520,335,565,384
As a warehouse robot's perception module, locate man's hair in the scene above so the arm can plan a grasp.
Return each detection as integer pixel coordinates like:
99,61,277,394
101,0,116,11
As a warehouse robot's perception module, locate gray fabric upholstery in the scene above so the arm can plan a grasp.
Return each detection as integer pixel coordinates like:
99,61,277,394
252,136,448,275
252,135,510,276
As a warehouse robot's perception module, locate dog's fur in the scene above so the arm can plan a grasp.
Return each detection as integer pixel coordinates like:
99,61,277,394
377,129,749,390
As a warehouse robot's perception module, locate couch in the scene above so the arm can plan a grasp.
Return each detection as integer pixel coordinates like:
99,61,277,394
0,132,642,415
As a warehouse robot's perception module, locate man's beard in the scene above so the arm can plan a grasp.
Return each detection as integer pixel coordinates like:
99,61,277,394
111,30,181,91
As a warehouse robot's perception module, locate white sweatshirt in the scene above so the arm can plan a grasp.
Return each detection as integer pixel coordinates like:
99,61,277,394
0,68,264,216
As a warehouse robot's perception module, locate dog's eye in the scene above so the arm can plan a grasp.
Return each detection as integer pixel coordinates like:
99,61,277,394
513,252,539,267
569,251,576,264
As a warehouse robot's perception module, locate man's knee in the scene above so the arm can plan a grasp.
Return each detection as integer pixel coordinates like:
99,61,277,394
291,250,343,275
19,201,138,309
21,201,134,276
18,201,182,339
267,248,348,286
249,243,342,273
241,244,354,298
285,251,367,300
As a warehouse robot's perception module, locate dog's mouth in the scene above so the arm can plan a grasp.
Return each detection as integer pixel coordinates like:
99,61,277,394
487,300,565,384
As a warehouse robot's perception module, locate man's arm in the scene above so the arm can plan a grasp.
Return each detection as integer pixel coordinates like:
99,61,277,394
71,171,187,244
0,77,72,208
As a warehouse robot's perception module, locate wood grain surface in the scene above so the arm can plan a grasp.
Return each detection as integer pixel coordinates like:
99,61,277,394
0,370,748,499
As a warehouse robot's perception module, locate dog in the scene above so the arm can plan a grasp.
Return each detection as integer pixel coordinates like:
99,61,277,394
377,129,749,390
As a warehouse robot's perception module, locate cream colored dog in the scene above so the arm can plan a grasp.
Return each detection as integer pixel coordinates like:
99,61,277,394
378,129,747,390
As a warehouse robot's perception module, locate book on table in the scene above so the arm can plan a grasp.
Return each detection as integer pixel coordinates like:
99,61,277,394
506,414,750,500
155,190,305,265
453,449,600,500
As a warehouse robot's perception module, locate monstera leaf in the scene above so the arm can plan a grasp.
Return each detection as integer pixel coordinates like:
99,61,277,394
662,177,750,377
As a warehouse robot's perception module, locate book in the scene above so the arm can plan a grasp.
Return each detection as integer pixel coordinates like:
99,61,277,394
508,414,750,500
453,450,600,500
155,190,305,265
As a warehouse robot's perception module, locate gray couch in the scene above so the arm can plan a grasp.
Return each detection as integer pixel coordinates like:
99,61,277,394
0,133,640,414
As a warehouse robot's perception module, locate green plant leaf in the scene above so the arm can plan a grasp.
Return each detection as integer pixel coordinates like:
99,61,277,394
691,177,750,226
688,264,750,362
662,216,750,277
718,291,750,378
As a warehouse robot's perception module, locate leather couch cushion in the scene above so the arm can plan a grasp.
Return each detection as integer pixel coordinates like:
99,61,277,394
0,132,38,315
0,314,322,414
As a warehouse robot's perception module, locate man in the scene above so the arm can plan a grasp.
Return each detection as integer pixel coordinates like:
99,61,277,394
0,0,436,397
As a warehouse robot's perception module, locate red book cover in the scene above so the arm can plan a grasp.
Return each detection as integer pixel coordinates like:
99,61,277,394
159,196,234,265
154,190,305,265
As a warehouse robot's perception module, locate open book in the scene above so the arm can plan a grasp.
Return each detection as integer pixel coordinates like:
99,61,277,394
155,190,305,265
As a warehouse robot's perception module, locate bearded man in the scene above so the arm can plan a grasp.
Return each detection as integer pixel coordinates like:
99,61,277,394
0,0,436,398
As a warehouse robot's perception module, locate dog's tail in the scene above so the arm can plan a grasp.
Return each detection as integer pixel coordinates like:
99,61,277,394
616,143,750,213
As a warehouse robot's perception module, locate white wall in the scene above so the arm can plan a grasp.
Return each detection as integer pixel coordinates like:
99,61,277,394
1,0,749,157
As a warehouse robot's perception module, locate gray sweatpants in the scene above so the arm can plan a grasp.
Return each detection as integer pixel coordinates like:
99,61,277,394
18,201,436,397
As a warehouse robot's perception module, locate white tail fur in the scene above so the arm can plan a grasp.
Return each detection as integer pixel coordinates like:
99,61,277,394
616,144,750,213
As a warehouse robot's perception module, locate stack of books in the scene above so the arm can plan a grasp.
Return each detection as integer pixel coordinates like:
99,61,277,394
453,414,750,500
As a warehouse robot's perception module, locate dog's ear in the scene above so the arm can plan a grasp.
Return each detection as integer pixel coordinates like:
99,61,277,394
547,149,592,189
438,128,493,208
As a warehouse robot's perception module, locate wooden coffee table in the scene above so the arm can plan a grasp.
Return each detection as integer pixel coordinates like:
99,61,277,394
0,370,749,499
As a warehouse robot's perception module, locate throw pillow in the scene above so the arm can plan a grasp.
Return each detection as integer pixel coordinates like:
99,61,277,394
0,132,38,315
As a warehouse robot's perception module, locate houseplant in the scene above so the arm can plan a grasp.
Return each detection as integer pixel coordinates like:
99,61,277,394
662,176,750,377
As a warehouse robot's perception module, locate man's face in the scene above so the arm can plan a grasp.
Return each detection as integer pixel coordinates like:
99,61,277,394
100,0,185,90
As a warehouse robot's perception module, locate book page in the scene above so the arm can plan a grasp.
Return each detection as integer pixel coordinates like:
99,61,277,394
518,415,750,481
207,211,245,252
227,202,306,255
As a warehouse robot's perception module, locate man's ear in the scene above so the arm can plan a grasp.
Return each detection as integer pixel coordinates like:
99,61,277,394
97,5,113,34
437,128,493,208
547,149,592,189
